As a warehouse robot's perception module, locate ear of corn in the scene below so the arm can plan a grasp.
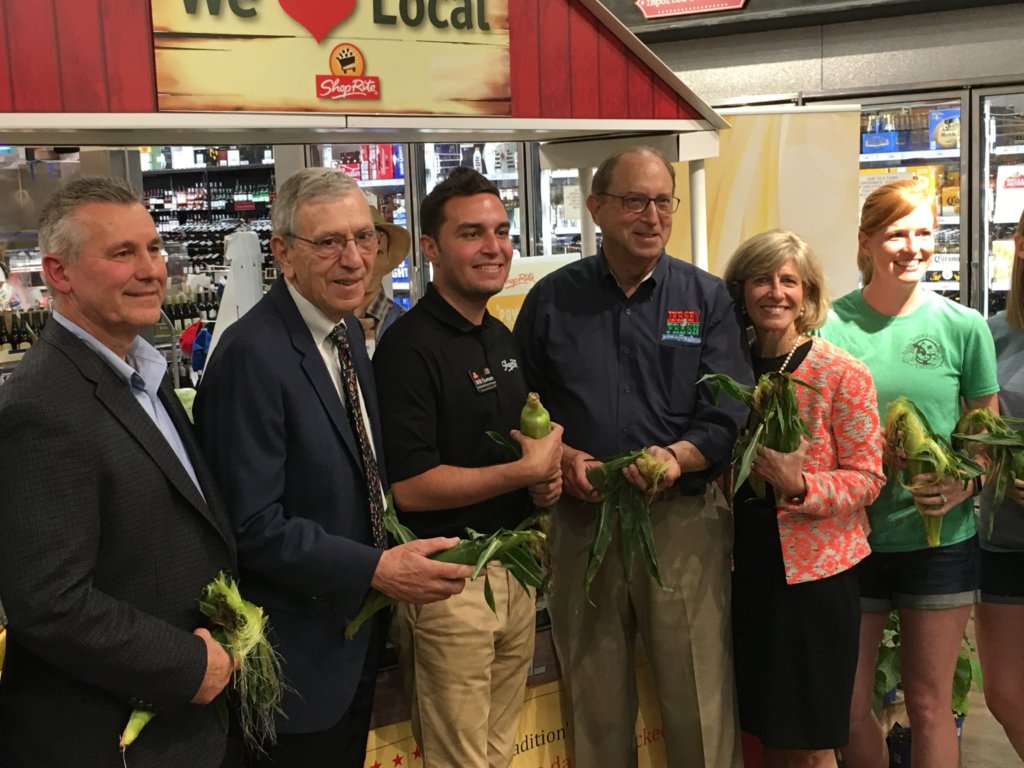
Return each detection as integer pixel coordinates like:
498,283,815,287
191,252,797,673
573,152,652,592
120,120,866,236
344,497,546,639
699,372,818,500
520,392,551,440
120,573,284,755
582,449,670,601
886,398,984,547
953,408,1024,535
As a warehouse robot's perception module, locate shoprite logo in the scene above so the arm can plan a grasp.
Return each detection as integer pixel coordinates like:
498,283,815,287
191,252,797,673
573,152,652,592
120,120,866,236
316,43,380,100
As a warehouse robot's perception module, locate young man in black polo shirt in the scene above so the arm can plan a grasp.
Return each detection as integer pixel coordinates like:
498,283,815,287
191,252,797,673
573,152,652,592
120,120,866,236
373,167,563,768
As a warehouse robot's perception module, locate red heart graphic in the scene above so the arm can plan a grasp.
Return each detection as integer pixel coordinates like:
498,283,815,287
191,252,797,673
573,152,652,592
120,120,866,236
278,0,356,43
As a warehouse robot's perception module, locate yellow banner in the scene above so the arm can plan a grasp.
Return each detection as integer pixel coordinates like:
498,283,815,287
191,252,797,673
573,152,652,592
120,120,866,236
487,255,579,331
151,0,510,114
365,655,668,767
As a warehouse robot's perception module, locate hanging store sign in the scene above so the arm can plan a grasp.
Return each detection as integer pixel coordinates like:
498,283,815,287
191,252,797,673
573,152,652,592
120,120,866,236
634,0,746,20
150,0,510,115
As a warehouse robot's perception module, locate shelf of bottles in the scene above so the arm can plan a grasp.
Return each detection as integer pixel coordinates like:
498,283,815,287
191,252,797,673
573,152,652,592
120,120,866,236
859,100,963,300
142,145,277,274
981,92,1024,316
538,168,598,257
423,142,522,254
0,308,50,379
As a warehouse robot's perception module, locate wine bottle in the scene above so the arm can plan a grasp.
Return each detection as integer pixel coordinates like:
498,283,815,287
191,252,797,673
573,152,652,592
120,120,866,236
0,314,11,354
8,314,22,353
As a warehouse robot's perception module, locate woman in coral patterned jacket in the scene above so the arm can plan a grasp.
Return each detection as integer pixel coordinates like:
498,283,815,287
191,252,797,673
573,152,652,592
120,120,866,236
722,230,885,768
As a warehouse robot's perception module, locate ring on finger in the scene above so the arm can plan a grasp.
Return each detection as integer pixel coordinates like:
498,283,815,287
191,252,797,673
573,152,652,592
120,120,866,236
940,493,949,504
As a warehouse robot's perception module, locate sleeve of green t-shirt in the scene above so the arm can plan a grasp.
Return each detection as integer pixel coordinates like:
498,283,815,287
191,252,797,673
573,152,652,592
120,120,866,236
960,310,999,401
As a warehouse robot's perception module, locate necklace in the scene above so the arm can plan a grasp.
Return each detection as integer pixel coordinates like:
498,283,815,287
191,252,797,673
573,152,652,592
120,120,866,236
776,334,804,374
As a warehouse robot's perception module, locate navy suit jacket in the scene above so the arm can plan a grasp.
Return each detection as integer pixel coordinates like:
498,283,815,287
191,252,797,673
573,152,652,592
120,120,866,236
194,277,385,733
0,321,236,768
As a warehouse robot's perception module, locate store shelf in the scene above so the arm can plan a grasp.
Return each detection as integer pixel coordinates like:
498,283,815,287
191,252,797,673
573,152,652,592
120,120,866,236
992,146,1024,156
937,216,960,226
922,281,960,291
358,178,405,188
859,149,960,163
143,163,276,177
990,281,1011,292
487,171,520,182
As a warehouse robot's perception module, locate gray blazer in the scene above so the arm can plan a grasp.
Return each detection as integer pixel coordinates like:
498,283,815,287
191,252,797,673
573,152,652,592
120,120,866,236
0,321,236,768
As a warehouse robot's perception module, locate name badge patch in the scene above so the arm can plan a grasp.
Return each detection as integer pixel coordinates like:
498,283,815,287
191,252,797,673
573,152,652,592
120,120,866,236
469,367,497,394
662,309,702,345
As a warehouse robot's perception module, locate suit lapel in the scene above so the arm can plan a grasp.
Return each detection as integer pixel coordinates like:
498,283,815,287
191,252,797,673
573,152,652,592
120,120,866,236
269,281,362,465
45,322,233,548
158,381,236,553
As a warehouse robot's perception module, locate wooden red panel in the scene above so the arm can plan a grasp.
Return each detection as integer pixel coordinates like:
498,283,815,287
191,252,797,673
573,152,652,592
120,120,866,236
101,0,157,112
568,1,600,118
627,53,654,119
7,0,63,112
539,0,572,118
653,76,680,120
56,0,109,112
595,20,629,119
509,0,540,119
0,3,14,112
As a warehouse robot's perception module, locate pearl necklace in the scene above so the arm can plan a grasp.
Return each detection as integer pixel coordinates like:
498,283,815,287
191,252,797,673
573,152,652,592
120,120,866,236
776,334,805,374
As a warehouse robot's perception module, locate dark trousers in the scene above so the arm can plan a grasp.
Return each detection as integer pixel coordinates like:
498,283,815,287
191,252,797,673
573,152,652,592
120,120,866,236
249,619,384,768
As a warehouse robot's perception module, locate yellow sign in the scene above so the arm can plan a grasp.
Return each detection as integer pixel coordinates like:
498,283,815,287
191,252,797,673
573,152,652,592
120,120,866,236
365,655,668,767
487,255,578,331
151,0,510,115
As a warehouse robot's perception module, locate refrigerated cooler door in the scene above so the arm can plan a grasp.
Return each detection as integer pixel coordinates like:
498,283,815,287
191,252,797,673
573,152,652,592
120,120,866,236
978,91,1024,318
858,97,965,302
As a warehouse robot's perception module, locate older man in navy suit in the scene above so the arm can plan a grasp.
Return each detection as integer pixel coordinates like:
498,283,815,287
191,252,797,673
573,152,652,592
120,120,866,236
194,167,472,768
0,177,236,768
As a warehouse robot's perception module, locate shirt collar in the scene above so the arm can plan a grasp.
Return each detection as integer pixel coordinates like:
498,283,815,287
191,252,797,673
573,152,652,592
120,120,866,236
285,278,343,345
419,283,487,334
597,247,665,292
363,289,393,324
52,310,167,396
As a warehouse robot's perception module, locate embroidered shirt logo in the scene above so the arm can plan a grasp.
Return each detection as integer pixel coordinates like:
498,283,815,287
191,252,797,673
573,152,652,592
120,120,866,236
501,358,518,373
662,309,701,344
901,336,945,368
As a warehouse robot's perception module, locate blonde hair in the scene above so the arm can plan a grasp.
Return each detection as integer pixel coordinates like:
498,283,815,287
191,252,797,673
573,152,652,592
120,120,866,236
858,179,936,285
1008,208,1024,330
722,229,829,333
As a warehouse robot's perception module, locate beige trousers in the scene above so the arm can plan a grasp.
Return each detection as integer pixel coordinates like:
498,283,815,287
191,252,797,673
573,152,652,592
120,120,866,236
547,486,742,768
391,561,536,768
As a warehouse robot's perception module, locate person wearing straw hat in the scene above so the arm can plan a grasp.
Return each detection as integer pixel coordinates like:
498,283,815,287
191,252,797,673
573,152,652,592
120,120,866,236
357,207,410,356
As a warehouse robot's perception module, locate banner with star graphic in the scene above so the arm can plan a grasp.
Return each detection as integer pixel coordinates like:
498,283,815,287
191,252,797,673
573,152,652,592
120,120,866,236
150,0,510,115
364,655,668,766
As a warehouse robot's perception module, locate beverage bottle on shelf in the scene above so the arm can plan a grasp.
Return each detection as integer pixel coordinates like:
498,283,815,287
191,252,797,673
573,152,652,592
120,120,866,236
0,315,11,354
8,314,23,354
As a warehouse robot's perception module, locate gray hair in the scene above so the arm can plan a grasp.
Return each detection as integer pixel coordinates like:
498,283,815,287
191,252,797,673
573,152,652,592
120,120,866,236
591,145,676,196
38,177,140,263
271,167,361,236
722,229,830,333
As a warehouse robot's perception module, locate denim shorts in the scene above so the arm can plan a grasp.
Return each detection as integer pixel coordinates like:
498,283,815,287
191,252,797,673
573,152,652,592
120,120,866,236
855,536,980,613
980,549,1024,605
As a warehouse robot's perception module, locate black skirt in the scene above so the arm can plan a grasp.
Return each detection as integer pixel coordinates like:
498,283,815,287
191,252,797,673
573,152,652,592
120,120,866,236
731,492,861,750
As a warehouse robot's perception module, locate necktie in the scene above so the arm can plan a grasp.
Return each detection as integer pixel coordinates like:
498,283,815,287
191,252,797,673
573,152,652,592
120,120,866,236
328,324,387,549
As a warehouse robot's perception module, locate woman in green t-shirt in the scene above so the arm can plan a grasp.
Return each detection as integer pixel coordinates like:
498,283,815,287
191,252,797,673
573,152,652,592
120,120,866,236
820,179,999,768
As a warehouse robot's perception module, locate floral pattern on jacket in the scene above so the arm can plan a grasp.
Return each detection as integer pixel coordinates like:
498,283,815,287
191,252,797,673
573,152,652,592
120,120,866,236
774,337,884,584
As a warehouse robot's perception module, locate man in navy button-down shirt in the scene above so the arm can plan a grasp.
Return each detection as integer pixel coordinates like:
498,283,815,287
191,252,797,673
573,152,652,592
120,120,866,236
514,146,752,768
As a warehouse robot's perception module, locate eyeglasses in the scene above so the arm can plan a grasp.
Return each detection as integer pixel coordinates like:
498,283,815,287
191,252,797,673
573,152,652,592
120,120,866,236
286,230,379,258
598,193,680,214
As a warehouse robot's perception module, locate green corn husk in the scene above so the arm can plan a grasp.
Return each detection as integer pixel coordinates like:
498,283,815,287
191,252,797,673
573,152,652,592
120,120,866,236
954,408,1024,535
582,448,672,602
699,371,819,500
344,496,545,639
885,398,984,547
120,573,284,755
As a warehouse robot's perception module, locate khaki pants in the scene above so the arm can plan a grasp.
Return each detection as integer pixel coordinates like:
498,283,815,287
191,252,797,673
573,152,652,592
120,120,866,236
391,562,536,768
547,487,742,768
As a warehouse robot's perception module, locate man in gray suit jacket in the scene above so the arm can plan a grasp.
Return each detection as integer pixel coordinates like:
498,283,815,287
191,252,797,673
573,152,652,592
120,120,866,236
194,167,472,768
0,177,237,767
